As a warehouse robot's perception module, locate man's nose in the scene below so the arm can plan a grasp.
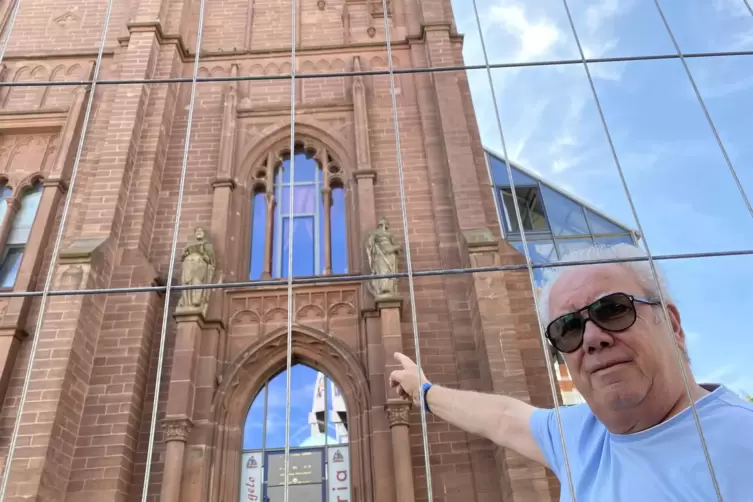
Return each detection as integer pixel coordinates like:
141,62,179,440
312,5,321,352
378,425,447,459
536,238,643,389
582,320,615,354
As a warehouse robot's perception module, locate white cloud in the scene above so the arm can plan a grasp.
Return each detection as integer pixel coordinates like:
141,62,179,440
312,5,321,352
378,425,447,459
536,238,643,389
488,3,562,62
712,0,751,17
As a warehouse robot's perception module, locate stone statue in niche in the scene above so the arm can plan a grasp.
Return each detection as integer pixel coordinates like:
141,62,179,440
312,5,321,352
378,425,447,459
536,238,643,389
365,217,401,299
177,227,216,315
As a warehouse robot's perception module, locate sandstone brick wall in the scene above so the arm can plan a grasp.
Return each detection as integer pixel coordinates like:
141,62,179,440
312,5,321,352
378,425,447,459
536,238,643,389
0,0,560,501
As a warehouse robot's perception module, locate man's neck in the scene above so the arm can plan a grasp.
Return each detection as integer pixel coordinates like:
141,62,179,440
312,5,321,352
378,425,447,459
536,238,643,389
607,383,710,435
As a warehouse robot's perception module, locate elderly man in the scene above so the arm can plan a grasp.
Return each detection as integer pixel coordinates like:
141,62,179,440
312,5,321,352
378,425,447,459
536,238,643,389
389,244,752,501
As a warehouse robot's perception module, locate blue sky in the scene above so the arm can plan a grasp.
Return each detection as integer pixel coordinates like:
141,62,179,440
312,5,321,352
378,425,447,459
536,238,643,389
449,0,753,397
244,365,343,451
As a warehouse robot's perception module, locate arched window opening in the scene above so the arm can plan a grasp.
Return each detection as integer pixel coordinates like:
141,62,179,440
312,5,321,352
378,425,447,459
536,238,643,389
0,181,42,287
248,143,348,281
241,363,351,502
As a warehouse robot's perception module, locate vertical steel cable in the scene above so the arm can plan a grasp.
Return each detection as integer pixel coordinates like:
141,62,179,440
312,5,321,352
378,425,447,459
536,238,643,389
559,0,723,499
743,0,753,17
653,0,753,219
0,0,22,66
378,4,434,502
283,0,298,499
466,3,579,501
140,0,208,498
0,0,116,498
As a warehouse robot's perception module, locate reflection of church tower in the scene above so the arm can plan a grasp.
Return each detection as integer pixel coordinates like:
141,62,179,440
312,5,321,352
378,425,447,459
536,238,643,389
308,372,348,444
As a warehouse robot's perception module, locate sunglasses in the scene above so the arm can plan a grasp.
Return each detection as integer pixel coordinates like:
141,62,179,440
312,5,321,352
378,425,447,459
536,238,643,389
546,292,659,354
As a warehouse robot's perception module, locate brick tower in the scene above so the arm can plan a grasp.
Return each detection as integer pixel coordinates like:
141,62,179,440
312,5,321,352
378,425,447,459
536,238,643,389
0,0,559,501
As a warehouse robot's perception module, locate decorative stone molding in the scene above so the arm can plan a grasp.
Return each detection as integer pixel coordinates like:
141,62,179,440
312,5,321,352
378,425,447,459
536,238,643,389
385,401,411,428
164,418,193,443
462,227,500,267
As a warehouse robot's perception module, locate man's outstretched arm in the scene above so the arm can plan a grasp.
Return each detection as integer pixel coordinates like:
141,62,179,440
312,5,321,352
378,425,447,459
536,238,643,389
389,352,547,466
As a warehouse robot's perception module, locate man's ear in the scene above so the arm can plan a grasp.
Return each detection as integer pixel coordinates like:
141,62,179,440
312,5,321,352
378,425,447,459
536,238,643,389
665,303,686,347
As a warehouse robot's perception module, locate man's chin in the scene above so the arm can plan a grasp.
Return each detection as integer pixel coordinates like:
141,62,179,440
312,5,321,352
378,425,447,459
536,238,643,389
598,384,645,411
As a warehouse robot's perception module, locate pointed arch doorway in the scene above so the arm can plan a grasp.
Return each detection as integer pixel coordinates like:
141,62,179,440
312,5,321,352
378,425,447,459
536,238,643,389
240,363,351,502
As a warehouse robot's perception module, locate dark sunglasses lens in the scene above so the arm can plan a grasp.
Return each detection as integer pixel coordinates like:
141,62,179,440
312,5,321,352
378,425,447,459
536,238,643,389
590,294,636,331
548,314,586,353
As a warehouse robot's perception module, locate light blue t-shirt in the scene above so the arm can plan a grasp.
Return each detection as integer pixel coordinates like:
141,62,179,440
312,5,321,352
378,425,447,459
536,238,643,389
530,384,753,501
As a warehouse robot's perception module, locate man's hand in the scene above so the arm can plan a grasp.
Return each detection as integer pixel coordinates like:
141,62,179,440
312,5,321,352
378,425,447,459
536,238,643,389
386,351,547,468
389,352,428,405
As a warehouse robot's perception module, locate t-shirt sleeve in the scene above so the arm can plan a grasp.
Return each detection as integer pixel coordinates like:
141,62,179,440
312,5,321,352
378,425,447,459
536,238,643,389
529,407,569,479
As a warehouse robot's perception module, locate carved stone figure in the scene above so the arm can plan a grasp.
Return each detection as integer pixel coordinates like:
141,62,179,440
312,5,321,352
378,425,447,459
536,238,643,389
177,227,216,314
365,217,401,299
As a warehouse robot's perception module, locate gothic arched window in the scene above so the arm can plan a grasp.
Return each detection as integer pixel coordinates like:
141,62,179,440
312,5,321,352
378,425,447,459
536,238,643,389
248,141,348,280
241,364,351,502
0,181,42,287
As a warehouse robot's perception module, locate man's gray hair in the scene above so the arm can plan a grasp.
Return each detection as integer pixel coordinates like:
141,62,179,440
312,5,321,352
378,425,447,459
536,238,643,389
537,243,673,326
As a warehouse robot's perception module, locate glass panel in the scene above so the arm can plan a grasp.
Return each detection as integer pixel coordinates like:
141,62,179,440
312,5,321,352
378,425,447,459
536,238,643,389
281,153,319,183
281,217,315,278
267,450,324,486
510,239,556,285
249,192,267,281
541,186,590,236
0,248,24,288
0,185,11,225
330,188,347,274
266,483,323,502
264,365,313,449
501,187,548,234
8,183,42,245
263,365,342,449
556,238,595,259
280,186,317,216
488,155,537,186
594,235,635,247
243,388,266,450
585,208,627,235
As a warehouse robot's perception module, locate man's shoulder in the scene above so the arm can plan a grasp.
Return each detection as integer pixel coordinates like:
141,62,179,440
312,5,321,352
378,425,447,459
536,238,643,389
531,403,605,442
703,385,753,417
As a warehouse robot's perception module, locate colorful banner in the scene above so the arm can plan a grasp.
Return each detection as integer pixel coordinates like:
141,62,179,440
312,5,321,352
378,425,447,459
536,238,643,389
240,451,263,502
327,446,350,502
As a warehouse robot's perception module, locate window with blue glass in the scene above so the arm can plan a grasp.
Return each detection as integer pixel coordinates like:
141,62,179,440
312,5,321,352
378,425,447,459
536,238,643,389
248,143,348,281
486,152,638,286
240,364,351,502
0,181,43,288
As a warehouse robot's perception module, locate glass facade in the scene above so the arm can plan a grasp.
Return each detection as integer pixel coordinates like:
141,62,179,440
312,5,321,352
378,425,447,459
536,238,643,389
241,364,351,502
486,151,638,284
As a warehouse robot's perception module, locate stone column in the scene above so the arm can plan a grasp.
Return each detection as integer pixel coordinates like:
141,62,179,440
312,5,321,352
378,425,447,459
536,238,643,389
377,297,416,502
386,401,415,502
161,418,193,502
160,311,205,502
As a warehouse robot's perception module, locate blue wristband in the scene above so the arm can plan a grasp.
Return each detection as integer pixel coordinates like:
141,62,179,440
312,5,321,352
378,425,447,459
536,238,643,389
421,382,433,413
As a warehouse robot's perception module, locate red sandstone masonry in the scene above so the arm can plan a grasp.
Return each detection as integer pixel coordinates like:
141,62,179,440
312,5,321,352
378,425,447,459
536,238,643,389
0,1,561,501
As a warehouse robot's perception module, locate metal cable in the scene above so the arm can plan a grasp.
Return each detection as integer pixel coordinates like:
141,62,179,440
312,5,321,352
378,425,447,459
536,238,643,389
560,0,723,499
743,0,753,17
3,50,753,88
139,0,208,498
0,0,22,66
0,0,116,498
0,248,747,299
653,0,753,219
282,0,298,498
379,4,434,502
468,3,579,500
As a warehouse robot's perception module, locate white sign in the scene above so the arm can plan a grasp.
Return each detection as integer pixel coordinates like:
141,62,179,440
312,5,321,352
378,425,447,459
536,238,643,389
240,451,263,502
327,446,350,502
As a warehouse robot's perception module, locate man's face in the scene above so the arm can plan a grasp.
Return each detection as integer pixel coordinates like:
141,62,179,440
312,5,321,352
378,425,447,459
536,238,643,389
195,228,205,240
547,264,686,414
